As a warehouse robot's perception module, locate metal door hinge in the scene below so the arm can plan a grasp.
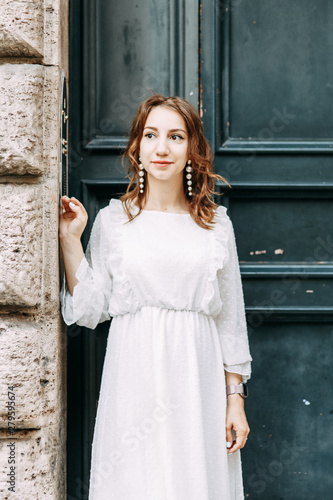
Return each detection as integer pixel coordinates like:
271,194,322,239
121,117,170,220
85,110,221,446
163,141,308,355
60,74,68,203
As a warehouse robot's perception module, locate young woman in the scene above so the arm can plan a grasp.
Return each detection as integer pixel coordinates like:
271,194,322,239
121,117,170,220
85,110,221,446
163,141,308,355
60,94,252,500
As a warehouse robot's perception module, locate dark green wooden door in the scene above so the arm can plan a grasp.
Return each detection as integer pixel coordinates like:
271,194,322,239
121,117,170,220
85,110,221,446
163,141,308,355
68,1,333,498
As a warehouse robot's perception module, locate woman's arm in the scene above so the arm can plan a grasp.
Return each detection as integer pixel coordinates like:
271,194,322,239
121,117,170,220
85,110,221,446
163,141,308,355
214,214,252,382
213,210,252,453
59,195,88,295
59,196,112,328
225,370,250,455
60,235,84,295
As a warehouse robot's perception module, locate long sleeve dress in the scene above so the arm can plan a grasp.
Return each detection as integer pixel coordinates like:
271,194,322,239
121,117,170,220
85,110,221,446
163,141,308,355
60,197,252,500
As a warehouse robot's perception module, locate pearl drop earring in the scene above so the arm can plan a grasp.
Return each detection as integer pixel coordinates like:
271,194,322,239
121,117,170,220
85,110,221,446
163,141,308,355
138,156,145,194
186,160,192,196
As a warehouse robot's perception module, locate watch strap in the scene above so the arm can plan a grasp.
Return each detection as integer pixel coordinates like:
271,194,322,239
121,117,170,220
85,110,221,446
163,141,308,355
226,383,248,398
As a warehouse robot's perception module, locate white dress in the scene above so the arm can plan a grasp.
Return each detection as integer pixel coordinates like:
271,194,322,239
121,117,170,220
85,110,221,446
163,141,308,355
60,198,252,500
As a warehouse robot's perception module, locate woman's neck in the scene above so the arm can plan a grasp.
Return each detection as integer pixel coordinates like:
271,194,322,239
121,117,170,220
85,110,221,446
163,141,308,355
139,176,189,213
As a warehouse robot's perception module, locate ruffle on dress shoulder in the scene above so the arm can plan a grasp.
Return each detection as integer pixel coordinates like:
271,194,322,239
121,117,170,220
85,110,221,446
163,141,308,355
201,204,230,317
107,199,141,316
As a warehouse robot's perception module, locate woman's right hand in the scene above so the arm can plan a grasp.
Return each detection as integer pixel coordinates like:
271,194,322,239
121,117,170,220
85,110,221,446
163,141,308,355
59,195,88,241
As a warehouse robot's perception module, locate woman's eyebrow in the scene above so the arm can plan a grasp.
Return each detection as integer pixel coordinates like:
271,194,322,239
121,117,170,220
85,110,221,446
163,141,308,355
143,126,187,134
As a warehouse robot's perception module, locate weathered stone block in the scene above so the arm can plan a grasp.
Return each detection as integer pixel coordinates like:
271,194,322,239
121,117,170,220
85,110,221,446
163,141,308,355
0,0,66,66
0,319,43,428
0,427,63,499
44,0,63,66
0,316,64,427
43,66,61,181
0,315,66,498
0,0,44,58
0,185,43,307
41,179,62,314
0,64,44,176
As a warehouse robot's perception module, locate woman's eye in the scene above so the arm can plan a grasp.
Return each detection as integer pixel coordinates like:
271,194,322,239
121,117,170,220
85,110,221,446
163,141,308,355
144,132,184,140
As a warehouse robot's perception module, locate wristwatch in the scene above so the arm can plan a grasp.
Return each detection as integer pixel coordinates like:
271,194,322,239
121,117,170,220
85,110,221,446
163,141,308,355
226,382,248,399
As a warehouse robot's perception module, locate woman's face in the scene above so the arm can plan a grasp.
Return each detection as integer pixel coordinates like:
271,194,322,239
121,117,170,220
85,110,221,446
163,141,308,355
139,106,189,184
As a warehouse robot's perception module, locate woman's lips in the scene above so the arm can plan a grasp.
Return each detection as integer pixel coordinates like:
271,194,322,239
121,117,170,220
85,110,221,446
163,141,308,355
152,161,172,167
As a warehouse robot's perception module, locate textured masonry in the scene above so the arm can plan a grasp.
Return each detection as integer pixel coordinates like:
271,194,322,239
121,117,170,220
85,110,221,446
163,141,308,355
0,184,43,307
0,0,68,498
0,1,44,58
0,65,44,176
0,316,66,498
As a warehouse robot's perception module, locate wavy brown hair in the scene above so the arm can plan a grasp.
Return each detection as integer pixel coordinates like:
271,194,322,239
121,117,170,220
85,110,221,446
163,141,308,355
120,94,230,230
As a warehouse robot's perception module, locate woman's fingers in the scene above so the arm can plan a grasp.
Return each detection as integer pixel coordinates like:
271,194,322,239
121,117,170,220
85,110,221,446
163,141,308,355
226,424,234,452
227,425,250,454
225,402,250,455
70,197,88,218
68,201,79,212
61,195,73,213
61,196,88,220
59,196,88,240
229,430,248,454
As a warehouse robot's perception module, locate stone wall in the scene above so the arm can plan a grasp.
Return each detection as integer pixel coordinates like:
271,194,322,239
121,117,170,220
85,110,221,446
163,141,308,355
0,1,68,498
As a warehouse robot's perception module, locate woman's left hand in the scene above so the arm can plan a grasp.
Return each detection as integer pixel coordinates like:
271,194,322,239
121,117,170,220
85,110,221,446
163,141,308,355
225,396,250,455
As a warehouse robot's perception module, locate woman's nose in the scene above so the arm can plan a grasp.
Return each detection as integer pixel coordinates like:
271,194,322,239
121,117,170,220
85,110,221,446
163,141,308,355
155,136,169,155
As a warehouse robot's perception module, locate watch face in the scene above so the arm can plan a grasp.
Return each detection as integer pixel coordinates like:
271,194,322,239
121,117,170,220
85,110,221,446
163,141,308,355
242,383,248,398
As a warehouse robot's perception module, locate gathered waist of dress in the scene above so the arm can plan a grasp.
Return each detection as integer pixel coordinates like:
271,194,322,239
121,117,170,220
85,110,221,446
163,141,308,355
110,305,212,319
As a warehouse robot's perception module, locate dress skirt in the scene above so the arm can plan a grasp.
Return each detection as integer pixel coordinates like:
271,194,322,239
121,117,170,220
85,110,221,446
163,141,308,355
88,306,244,500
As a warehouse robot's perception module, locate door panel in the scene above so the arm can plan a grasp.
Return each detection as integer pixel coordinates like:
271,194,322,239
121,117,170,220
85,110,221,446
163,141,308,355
229,1,333,141
209,0,333,151
82,0,199,149
201,1,333,498
242,321,333,499
231,192,333,263
68,0,333,498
